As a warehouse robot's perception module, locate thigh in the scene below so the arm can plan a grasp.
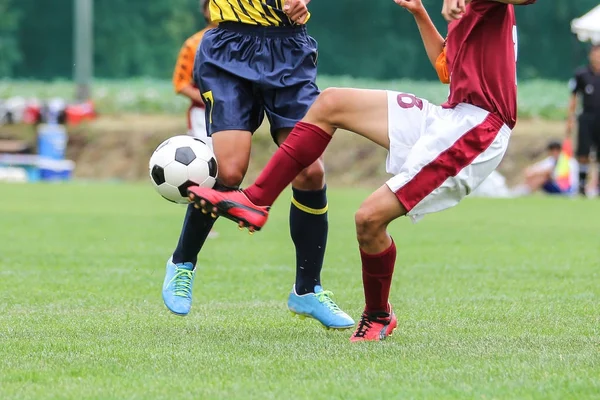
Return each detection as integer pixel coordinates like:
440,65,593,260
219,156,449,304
576,114,594,157
195,29,264,135
387,105,510,222
384,91,431,173
261,34,319,139
308,88,392,149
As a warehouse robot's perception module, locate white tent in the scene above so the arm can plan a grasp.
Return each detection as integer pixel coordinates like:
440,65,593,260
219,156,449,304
571,5,600,44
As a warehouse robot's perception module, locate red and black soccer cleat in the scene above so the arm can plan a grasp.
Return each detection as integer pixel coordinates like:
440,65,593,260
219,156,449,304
187,187,270,232
350,306,398,342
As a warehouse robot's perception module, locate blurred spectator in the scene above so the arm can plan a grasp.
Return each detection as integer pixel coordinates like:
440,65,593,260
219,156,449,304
511,141,578,197
567,45,600,196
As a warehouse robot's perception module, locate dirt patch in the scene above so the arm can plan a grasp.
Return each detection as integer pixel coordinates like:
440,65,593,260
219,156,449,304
0,114,566,186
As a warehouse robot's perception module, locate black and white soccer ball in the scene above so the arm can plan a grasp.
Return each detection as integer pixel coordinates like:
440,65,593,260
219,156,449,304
149,135,218,204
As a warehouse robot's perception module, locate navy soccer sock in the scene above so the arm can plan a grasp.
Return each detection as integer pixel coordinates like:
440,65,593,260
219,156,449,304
172,204,216,266
579,164,589,195
290,186,328,295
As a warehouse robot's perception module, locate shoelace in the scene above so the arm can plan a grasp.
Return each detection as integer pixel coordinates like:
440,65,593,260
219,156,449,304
169,268,194,298
315,290,342,314
353,314,373,338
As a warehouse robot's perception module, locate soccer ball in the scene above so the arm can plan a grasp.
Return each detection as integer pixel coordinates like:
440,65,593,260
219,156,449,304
149,135,218,203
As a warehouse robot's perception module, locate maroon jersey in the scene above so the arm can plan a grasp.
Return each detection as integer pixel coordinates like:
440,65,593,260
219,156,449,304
443,0,536,129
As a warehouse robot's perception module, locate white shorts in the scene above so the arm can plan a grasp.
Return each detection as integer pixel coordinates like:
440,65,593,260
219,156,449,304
188,106,212,150
385,91,511,222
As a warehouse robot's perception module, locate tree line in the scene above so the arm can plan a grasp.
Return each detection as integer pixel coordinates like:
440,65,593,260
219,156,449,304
0,0,596,81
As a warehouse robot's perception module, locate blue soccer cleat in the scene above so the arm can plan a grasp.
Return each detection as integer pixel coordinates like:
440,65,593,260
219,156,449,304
162,257,196,316
288,285,355,330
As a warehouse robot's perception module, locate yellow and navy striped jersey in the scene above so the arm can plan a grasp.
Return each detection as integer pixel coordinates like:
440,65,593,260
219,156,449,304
209,0,310,27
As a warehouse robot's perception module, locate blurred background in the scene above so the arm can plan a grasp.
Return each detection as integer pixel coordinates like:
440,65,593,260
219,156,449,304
0,0,598,193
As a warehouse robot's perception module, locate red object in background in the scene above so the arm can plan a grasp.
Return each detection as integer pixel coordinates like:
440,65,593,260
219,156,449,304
554,137,574,192
22,103,41,124
561,137,573,157
65,101,97,126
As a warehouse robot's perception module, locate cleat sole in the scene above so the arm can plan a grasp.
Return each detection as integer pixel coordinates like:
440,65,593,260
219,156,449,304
166,309,189,317
188,191,263,232
289,310,354,330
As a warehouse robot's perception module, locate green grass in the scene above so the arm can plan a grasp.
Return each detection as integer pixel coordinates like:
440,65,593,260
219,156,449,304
1,183,598,399
0,77,568,119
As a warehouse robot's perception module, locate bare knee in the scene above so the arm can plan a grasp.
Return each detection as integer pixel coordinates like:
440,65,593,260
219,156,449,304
355,207,386,248
212,130,252,188
311,88,344,126
216,165,245,187
292,159,325,191
524,172,535,186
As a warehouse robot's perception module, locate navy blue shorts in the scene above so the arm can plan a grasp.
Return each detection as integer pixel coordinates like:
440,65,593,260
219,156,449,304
542,180,566,195
194,22,319,141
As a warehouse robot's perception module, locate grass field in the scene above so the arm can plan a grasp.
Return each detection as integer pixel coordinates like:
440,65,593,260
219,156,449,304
1,183,599,399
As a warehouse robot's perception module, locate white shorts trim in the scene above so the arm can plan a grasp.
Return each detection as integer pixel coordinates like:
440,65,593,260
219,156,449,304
384,91,511,222
188,106,212,150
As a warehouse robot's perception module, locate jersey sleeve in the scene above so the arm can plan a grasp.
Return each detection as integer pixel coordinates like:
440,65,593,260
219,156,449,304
569,69,584,95
435,48,450,85
172,41,195,94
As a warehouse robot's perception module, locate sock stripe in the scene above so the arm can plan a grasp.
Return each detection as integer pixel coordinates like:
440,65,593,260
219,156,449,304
291,197,328,215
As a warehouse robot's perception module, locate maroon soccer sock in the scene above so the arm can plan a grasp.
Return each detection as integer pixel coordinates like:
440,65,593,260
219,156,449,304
244,122,331,206
360,240,396,314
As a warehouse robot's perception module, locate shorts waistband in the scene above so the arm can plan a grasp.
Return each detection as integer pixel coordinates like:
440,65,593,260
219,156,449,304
454,103,511,137
218,22,307,37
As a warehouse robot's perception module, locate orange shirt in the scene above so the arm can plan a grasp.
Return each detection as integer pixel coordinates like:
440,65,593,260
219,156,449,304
172,26,215,104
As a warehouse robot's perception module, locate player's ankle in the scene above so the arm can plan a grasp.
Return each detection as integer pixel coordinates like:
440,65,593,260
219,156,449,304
242,186,266,207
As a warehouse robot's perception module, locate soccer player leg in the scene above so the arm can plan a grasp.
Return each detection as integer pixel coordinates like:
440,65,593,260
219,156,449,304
348,90,426,342
265,46,354,328
273,126,352,329
350,185,405,342
595,119,600,194
243,88,392,206
188,88,395,231
188,105,219,239
274,127,327,290
576,114,594,196
163,33,259,316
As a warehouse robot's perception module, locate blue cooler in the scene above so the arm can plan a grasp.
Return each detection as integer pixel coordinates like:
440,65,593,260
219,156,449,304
37,123,68,160
38,159,75,181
